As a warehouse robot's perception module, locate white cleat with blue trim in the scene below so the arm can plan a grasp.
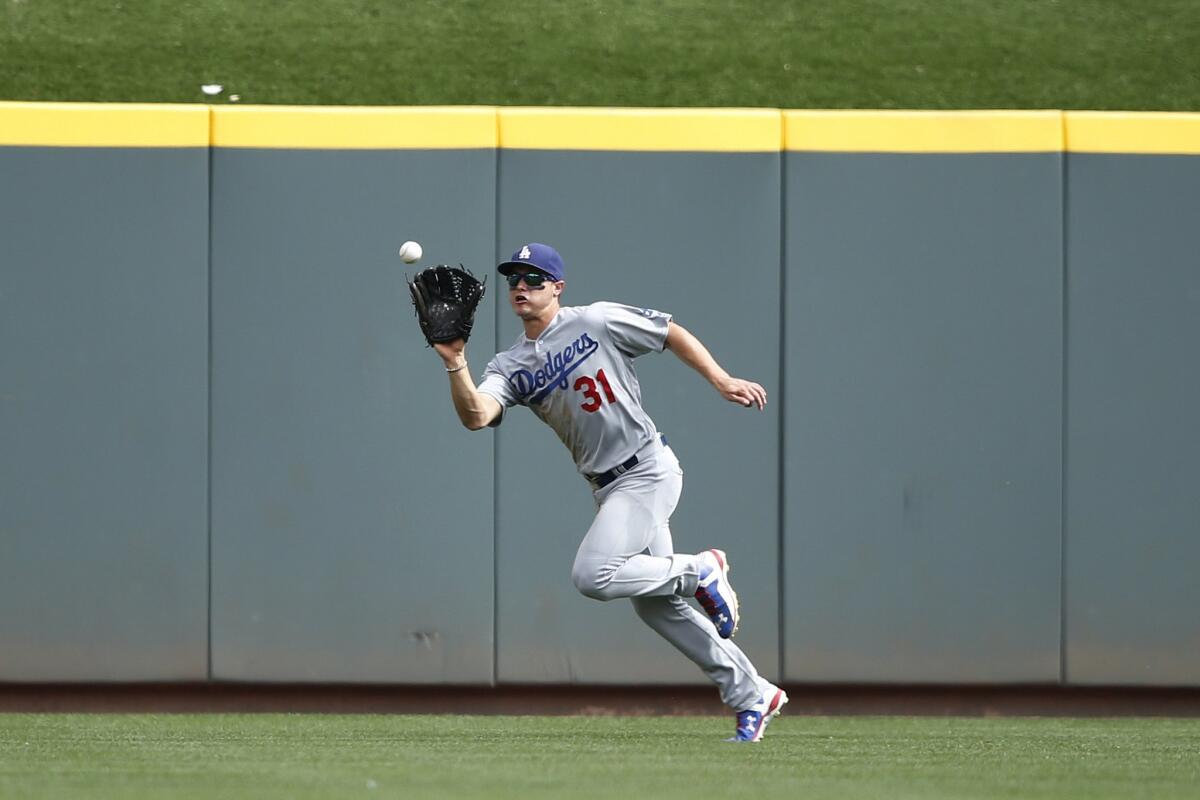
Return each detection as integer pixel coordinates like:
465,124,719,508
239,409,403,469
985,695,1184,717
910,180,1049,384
694,548,739,639
728,685,789,743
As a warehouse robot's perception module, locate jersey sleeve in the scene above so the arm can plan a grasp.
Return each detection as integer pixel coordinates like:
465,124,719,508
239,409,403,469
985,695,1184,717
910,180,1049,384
476,357,517,426
595,302,672,357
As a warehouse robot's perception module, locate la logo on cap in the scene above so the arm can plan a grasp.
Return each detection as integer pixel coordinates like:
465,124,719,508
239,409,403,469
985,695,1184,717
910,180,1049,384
519,245,532,259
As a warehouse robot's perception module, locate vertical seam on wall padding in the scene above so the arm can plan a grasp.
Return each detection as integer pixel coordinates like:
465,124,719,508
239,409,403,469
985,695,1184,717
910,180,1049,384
1059,115,1069,686
492,121,501,687
205,109,215,680
777,149,788,682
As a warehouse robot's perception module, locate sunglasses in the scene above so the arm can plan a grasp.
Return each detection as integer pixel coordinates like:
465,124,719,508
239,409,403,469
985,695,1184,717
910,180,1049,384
506,271,554,289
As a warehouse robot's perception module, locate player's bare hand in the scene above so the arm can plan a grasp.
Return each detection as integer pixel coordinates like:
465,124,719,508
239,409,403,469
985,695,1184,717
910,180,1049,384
715,377,767,410
433,339,467,369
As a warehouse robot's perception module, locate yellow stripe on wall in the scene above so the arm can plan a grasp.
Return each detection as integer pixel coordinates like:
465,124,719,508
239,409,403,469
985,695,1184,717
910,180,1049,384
500,107,782,152
0,102,209,147
1066,112,1200,155
785,110,1064,153
6,103,1200,155
211,105,497,149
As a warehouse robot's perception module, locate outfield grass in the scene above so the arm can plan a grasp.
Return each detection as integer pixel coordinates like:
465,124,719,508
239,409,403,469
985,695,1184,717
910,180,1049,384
1,0,1198,109
2,713,1199,799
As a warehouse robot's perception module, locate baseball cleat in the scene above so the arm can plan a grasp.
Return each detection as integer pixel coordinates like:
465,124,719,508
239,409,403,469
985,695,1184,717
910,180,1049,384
728,685,789,743
695,548,739,638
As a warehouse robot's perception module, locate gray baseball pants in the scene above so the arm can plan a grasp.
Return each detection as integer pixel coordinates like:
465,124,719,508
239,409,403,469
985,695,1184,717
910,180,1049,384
569,438,769,712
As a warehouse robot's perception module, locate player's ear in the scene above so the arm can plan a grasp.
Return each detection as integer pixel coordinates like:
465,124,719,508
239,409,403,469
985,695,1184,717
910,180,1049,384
553,280,565,297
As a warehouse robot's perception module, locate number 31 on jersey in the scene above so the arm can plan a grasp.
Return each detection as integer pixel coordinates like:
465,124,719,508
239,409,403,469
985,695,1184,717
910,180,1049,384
574,369,617,412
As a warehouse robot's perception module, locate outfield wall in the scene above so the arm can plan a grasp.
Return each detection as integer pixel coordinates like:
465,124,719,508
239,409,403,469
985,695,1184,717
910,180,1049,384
782,113,1065,683
0,106,211,680
1,103,1197,687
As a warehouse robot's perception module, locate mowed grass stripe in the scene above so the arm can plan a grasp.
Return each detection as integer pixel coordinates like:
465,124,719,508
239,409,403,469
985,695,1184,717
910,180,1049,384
1,0,1198,109
2,714,1199,800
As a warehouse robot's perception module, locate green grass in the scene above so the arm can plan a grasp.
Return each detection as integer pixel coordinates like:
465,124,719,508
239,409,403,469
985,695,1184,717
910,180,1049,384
1,0,1198,109
2,714,1199,799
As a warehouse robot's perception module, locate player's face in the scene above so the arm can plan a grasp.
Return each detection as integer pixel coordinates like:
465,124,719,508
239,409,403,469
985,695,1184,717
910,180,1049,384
507,271,562,319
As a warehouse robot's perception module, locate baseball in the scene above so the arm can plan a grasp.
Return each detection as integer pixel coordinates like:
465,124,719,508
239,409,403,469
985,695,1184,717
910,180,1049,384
398,240,423,263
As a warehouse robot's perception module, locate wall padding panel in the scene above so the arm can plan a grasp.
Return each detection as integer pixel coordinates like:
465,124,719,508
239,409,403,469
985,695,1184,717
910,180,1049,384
0,103,210,680
1064,149,1200,686
208,107,498,682
782,112,1065,682
492,108,782,685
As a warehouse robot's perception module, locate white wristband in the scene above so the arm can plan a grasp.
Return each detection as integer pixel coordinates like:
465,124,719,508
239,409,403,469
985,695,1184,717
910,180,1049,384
445,362,468,374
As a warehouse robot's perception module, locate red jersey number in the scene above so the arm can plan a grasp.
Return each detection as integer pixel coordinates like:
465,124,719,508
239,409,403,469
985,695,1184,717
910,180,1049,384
574,369,617,413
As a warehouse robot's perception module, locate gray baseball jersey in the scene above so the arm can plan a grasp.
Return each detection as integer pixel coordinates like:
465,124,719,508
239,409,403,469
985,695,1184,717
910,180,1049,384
477,302,671,475
475,299,772,713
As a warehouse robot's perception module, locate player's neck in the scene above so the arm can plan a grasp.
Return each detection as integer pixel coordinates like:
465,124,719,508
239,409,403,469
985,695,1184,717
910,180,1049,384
522,303,561,340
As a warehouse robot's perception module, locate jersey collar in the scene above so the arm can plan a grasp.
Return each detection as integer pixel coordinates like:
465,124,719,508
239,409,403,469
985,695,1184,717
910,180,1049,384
523,307,565,344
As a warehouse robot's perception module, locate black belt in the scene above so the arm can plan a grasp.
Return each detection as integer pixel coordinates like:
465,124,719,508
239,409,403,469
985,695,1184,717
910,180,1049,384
587,434,668,489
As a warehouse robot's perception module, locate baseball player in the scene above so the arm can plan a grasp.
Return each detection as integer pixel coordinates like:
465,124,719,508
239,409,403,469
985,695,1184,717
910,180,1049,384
430,243,787,742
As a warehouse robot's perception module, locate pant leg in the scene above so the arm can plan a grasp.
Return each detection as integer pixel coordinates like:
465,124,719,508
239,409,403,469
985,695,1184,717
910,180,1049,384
630,517,769,712
570,456,701,601
570,446,768,711
630,596,766,711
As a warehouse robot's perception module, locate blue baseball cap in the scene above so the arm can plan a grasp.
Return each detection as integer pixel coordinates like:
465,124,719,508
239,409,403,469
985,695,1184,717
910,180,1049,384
497,243,565,282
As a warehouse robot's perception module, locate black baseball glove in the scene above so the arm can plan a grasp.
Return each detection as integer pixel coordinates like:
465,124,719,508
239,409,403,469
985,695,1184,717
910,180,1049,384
407,264,486,345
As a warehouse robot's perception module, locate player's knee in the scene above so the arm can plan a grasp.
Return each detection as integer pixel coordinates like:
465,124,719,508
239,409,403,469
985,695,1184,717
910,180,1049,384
571,562,613,601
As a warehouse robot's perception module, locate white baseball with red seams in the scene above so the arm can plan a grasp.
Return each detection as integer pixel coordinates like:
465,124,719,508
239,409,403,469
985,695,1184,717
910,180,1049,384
398,240,423,263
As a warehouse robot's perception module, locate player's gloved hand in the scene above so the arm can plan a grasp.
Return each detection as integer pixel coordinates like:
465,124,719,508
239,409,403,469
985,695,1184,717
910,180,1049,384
714,376,767,410
407,264,486,346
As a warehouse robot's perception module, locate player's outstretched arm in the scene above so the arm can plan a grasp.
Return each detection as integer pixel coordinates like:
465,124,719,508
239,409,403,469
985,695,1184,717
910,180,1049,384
664,322,767,410
432,339,503,430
